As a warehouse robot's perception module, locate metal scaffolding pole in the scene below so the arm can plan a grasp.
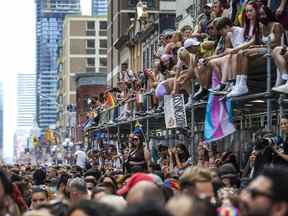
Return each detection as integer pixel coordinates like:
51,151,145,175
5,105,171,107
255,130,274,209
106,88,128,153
279,95,284,136
266,36,272,131
191,80,196,161
146,94,150,147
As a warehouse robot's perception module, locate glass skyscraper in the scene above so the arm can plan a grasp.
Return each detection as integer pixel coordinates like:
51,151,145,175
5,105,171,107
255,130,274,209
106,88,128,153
92,0,107,16
36,0,80,130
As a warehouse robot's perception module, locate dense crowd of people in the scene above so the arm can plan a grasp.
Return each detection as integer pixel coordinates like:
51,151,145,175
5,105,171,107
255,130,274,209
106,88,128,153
1,114,288,216
4,0,288,215
1,145,288,216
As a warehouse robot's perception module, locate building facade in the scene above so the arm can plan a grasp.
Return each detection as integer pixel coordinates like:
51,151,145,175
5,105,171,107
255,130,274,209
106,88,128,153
36,0,81,131
107,0,176,86
17,74,36,128
176,0,208,29
0,82,3,158
75,73,106,143
57,15,108,140
92,0,108,16
15,73,36,161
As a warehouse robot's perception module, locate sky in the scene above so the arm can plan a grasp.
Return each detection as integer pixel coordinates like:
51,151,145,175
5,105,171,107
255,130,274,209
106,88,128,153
0,0,91,162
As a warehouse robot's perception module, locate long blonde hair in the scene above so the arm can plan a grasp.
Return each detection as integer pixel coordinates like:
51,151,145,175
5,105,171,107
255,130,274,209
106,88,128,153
177,47,190,62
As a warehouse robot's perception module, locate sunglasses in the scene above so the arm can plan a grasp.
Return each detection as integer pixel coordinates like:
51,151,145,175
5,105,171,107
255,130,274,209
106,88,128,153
133,138,139,141
245,188,273,199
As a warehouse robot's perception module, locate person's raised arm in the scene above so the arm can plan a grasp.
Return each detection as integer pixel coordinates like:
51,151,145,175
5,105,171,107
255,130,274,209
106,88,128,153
276,0,287,17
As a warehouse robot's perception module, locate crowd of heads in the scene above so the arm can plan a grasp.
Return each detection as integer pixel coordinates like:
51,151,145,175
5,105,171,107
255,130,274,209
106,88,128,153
7,0,288,215
1,161,288,216
2,117,288,216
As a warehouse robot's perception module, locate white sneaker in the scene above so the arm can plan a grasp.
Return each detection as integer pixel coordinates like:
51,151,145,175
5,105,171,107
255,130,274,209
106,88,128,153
227,85,248,97
272,82,288,94
227,75,248,97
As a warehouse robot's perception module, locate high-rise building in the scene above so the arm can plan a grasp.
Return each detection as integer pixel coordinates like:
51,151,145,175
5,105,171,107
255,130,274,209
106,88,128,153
17,74,36,128
57,15,107,139
15,74,36,161
36,0,81,131
92,0,108,16
0,82,3,158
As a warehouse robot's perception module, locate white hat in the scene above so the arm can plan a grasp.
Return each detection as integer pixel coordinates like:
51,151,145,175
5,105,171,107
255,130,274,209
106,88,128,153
184,38,200,48
205,3,212,8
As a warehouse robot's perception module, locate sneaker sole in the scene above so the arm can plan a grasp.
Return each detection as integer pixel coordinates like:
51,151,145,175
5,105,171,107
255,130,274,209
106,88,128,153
211,90,230,95
272,88,288,94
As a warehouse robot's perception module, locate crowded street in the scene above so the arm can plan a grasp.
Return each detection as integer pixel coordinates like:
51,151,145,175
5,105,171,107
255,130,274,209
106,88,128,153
0,0,288,215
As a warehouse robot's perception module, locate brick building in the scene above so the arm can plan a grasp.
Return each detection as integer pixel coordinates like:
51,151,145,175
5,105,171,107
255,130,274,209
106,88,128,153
75,73,106,143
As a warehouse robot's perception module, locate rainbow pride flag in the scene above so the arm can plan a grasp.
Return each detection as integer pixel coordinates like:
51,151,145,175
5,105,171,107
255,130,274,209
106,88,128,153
204,71,236,142
217,207,240,216
237,0,247,26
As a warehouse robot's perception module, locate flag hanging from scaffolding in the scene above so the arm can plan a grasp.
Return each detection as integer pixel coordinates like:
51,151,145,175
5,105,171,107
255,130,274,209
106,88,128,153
204,71,236,142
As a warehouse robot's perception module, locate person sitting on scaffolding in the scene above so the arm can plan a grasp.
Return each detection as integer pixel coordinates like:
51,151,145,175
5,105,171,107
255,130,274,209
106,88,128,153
227,3,283,97
219,1,283,97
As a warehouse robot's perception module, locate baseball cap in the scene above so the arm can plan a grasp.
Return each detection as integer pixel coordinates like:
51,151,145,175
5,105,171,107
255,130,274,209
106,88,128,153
184,38,200,48
116,173,154,196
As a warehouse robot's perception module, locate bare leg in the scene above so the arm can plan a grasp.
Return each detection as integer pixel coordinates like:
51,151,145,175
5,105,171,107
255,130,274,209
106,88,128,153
272,46,288,93
209,55,233,83
226,52,249,97
230,54,238,80
237,52,248,75
273,46,288,74
195,64,212,89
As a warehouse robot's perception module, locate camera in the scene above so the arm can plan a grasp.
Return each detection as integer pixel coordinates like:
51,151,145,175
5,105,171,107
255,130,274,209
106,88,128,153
254,137,278,151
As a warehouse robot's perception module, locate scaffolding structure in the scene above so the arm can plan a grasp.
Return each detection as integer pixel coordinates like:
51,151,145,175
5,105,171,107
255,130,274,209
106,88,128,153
84,36,288,165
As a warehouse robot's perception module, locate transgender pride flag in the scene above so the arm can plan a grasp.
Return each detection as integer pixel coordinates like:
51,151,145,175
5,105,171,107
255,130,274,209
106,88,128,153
204,71,236,142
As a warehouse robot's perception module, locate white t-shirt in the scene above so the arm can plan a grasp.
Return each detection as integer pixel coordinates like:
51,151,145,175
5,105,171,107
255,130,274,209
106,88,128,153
75,150,87,169
228,27,244,48
121,70,136,82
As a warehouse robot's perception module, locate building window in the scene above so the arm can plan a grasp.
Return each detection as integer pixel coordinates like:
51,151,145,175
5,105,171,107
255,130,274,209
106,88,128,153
87,21,95,30
99,49,107,55
86,21,96,36
99,30,107,36
99,40,107,49
99,21,107,30
87,58,95,67
99,58,107,67
86,40,95,49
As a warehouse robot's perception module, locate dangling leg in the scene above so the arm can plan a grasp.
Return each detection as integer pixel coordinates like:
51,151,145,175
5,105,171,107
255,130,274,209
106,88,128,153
208,55,232,93
227,52,249,97
272,46,288,93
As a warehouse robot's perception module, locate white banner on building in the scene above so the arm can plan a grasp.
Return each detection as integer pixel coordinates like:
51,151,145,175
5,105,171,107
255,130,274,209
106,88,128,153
164,95,187,128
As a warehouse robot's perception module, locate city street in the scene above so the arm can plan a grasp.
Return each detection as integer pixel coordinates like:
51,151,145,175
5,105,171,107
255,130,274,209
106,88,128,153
0,0,288,215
